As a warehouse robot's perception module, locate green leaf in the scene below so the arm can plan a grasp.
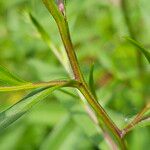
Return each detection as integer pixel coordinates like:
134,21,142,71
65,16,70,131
88,64,97,100
29,13,51,46
0,65,27,86
40,116,76,150
55,90,104,147
59,89,78,99
0,86,61,131
40,116,94,150
125,37,150,63
29,13,62,62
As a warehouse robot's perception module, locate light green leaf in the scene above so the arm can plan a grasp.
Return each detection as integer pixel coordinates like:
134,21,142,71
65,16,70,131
29,13,51,46
29,13,62,63
0,65,27,86
125,37,150,63
0,86,61,131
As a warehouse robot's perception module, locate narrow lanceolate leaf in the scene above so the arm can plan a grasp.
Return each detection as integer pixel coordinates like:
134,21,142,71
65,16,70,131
0,86,61,131
125,37,150,63
88,64,97,100
0,65,27,86
29,13,63,63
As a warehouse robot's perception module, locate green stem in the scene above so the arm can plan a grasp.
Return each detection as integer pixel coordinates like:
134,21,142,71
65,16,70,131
78,84,127,149
122,102,150,136
42,0,83,81
0,80,78,92
42,0,127,149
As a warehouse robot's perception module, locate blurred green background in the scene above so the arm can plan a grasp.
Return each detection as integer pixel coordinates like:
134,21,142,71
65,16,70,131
0,0,150,149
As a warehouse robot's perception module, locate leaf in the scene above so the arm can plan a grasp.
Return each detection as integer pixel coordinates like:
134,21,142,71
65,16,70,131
125,37,150,63
29,13,62,62
88,64,97,100
0,65,27,86
40,116,94,150
40,116,76,150
0,85,61,131
29,13,51,45
59,89,78,99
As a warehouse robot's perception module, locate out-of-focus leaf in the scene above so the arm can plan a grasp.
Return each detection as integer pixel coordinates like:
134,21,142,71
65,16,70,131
0,65,27,86
29,13,62,63
27,101,67,126
29,13,51,46
125,37,150,63
0,125,25,150
0,86,61,131
59,89,78,99
40,115,94,150
88,64,97,100
54,90,104,147
40,116,76,150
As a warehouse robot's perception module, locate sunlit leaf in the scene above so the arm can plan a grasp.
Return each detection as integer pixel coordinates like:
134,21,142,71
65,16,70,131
125,37,150,63
0,86,61,131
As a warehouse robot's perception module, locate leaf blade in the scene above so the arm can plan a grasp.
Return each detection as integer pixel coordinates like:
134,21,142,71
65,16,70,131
0,86,61,131
29,13,62,62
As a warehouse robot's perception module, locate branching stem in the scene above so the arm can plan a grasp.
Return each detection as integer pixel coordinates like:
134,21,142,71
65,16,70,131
122,102,150,137
42,0,127,149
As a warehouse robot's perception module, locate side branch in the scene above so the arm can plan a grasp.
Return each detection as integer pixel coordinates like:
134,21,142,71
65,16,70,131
122,102,150,137
0,80,78,92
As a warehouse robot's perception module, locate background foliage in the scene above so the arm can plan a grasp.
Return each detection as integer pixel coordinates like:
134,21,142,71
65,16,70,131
0,0,149,149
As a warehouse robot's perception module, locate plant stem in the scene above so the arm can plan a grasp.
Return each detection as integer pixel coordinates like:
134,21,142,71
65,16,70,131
42,0,127,149
0,80,78,92
42,0,83,81
78,84,126,149
122,102,150,136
